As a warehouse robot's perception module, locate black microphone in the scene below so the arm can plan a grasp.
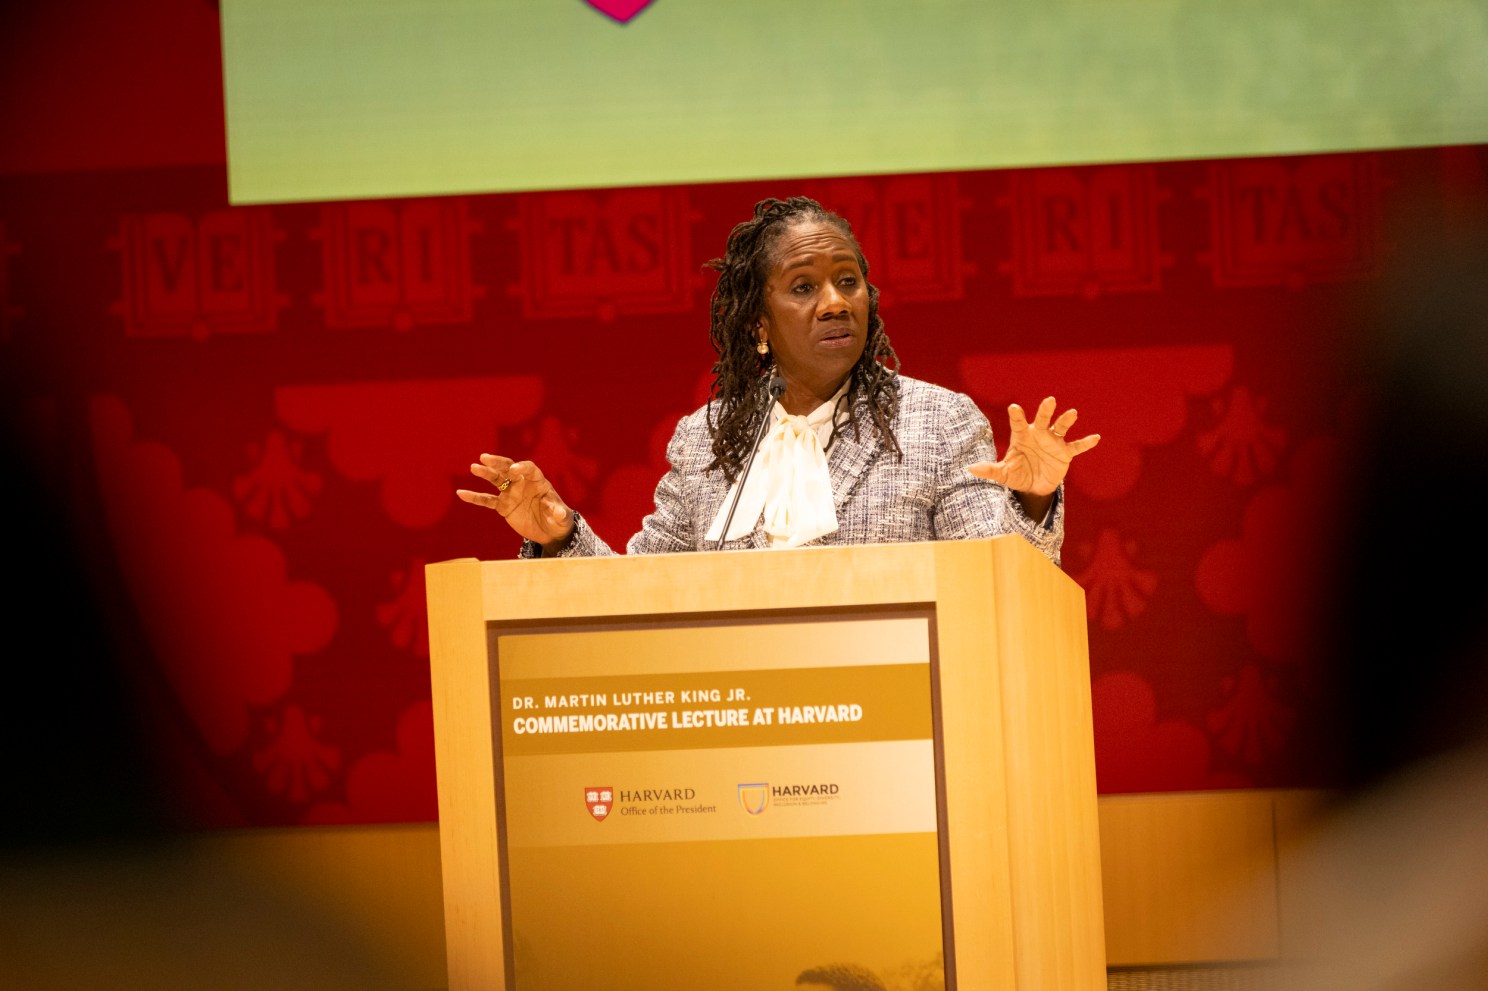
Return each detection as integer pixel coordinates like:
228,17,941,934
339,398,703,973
713,373,785,550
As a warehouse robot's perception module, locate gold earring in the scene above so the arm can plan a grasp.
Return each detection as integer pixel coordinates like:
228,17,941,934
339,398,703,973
756,341,769,355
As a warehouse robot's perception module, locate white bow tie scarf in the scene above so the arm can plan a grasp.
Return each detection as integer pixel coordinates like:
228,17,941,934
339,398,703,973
705,399,842,549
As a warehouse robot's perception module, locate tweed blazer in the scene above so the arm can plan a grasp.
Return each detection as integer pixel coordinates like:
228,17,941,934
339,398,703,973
536,375,1064,565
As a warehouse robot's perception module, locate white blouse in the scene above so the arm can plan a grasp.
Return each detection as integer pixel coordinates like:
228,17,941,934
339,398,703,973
704,381,851,548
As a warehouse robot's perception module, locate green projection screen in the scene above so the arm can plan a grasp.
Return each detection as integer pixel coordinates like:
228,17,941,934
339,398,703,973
222,0,1488,204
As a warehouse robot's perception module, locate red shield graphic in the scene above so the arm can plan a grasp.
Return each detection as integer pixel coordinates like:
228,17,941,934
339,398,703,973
585,1,654,23
584,786,613,822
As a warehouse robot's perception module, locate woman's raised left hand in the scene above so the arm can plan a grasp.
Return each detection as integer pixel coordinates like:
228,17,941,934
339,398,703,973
968,396,1100,496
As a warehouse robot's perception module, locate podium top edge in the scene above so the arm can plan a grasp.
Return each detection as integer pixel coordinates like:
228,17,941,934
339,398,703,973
433,537,1069,623
433,534,1039,568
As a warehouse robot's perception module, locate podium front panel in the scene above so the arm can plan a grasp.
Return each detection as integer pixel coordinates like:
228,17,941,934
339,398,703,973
491,610,948,991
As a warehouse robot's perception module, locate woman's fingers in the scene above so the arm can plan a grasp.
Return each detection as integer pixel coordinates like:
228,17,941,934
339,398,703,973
1066,433,1101,455
1031,396,1058,430
471,453,514,486
455,487,497,509
470,455,544,495
1012,398,1087,443
546,498,572,532
457,454,533,513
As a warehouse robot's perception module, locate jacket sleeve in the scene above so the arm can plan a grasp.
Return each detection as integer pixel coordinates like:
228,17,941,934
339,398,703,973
517,510,618,559
625,415,706,555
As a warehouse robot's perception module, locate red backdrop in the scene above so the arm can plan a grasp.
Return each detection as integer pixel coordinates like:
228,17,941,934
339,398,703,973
3,2,1485,830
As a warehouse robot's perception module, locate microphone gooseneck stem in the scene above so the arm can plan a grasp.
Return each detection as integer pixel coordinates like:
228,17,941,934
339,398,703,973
713,373,785,551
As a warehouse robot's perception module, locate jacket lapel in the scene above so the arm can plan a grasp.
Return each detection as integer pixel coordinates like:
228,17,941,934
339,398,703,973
827,416,885,509
827,379,902,510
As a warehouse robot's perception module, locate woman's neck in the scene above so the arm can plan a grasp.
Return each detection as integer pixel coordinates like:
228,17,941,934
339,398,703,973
778,374,849,416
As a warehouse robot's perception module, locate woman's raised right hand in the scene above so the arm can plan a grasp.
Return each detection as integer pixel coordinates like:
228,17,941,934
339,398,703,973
456,454,576,554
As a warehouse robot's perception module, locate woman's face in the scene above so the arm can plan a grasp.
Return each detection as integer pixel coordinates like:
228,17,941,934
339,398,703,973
755,219,870,414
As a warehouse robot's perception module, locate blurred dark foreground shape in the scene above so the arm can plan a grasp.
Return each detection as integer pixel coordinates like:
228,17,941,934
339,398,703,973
1268,201,1488,991
0,396,426,990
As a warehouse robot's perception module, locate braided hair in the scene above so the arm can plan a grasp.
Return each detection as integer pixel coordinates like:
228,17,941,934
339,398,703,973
704,196,902,482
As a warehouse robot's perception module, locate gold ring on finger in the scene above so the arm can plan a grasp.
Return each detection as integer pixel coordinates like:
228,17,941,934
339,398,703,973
497,478,512,492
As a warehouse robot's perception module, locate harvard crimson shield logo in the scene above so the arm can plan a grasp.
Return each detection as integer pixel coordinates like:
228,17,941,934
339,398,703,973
585,786,613,821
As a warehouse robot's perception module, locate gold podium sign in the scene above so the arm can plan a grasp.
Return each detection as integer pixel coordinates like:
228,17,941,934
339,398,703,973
495,616,945,988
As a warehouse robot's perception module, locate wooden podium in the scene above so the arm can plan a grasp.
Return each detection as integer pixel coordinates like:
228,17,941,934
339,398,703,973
426,536,1105,991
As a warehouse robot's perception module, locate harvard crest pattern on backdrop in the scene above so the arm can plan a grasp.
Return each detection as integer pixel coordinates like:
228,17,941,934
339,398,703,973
3,105,1484,825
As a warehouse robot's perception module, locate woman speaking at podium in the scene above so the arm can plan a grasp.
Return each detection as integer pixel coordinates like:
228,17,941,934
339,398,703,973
457,196,1099,565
